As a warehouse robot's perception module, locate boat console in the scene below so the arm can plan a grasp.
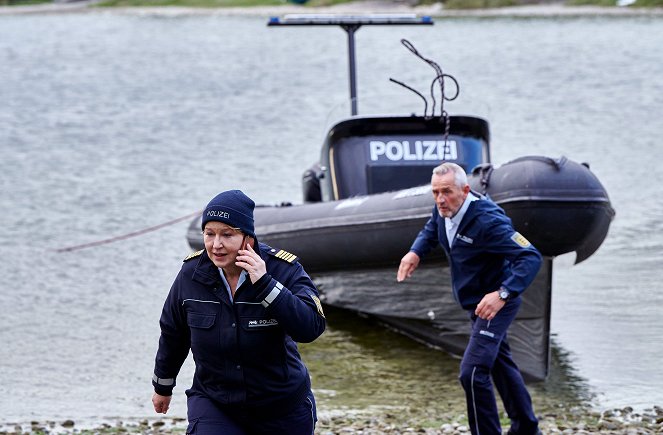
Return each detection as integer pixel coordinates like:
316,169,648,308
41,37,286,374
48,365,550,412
311,115,490,201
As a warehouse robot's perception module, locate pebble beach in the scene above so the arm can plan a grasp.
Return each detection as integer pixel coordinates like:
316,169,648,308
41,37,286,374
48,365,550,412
4,405,663,434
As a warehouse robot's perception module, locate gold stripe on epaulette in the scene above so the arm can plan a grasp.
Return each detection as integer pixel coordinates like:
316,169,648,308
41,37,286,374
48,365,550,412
275,249,297,263
183,249,204,262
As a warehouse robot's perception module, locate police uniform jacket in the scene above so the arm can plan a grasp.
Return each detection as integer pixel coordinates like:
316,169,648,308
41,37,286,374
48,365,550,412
152,242,326,416
410,198,542,310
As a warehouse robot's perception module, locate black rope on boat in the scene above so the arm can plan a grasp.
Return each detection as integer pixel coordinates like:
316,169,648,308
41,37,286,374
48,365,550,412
398,39,459,113
388,78,428,116
54,210,202,253
389,39,461,153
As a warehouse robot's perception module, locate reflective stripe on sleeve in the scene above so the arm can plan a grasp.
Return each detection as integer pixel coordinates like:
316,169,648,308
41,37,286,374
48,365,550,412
261,281,283,308
152,374,175,386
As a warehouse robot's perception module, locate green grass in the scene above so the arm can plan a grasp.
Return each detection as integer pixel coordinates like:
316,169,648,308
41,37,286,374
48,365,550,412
96,0,278,7
96,0,353,8
565,0,663,7
565,0,617,6
630,0,663,6
1,0,52,5
6,0,658,13
443,0,517,9
438,0,663,9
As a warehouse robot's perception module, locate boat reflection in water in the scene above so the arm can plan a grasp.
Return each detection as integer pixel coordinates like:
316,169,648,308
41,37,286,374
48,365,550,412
300,304,596,414
187,15,614,382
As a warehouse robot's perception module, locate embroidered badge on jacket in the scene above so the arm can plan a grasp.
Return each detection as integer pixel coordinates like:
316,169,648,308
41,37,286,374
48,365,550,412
511,232,532,247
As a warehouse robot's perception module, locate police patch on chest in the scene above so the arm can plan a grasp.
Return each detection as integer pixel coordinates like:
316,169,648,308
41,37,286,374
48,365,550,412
511,232,532,248
247,318,279,328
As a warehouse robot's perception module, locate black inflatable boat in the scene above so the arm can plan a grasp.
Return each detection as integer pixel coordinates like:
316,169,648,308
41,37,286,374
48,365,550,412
186,16,615,381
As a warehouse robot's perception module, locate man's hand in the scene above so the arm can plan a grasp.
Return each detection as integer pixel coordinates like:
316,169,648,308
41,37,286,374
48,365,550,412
152,392,171,414
475,291,506,320
397,252,421,282
236,243,267,284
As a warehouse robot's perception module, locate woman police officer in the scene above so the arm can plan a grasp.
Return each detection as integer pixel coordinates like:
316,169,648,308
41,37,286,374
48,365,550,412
151,190,326,434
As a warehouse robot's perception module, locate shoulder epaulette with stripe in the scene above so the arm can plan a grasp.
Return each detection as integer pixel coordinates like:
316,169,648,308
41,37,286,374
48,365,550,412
183,249,204,262
266,248,299,264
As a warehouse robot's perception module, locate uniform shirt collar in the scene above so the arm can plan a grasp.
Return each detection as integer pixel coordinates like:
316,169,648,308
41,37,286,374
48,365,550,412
218,269,248,302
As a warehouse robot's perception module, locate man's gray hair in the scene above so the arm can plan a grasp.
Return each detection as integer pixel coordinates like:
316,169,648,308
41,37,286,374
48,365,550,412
432,162,468,188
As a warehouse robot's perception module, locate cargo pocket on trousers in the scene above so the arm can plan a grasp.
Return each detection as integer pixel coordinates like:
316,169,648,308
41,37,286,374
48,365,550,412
186,418,198,435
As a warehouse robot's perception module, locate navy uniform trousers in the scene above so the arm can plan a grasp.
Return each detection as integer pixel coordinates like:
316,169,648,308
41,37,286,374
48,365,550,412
459,296,539,435
186,391,317,435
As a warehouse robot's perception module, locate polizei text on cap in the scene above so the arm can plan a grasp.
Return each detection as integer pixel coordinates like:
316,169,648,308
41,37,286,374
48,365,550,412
207,210,230,219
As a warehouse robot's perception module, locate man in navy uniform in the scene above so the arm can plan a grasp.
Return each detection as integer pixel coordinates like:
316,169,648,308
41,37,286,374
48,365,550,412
152,190,326,435
397,163,542,435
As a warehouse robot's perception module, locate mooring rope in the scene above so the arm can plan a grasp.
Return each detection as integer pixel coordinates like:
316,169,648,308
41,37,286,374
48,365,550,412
54,210,202,253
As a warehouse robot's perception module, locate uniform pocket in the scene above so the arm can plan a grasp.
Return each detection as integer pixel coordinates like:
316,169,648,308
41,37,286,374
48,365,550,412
186,418,198,435
187,312,217,349
187,312,216,329
239,316,284,364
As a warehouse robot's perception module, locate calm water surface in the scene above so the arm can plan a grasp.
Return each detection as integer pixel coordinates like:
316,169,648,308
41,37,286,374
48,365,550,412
1,12,662,425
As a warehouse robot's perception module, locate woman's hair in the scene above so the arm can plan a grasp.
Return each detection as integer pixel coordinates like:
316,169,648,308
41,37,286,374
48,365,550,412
432,162,467,188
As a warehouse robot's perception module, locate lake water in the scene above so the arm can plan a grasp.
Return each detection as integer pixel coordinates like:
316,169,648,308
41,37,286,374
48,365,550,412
1,10,662,427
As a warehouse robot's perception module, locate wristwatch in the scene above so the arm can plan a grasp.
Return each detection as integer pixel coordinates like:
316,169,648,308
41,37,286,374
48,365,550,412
498,288,511,302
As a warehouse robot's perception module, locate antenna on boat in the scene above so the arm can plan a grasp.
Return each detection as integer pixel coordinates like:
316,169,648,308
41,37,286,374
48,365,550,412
267,14,434,116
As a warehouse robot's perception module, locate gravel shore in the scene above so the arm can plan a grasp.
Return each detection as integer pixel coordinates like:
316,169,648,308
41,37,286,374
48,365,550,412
4,406,662,434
